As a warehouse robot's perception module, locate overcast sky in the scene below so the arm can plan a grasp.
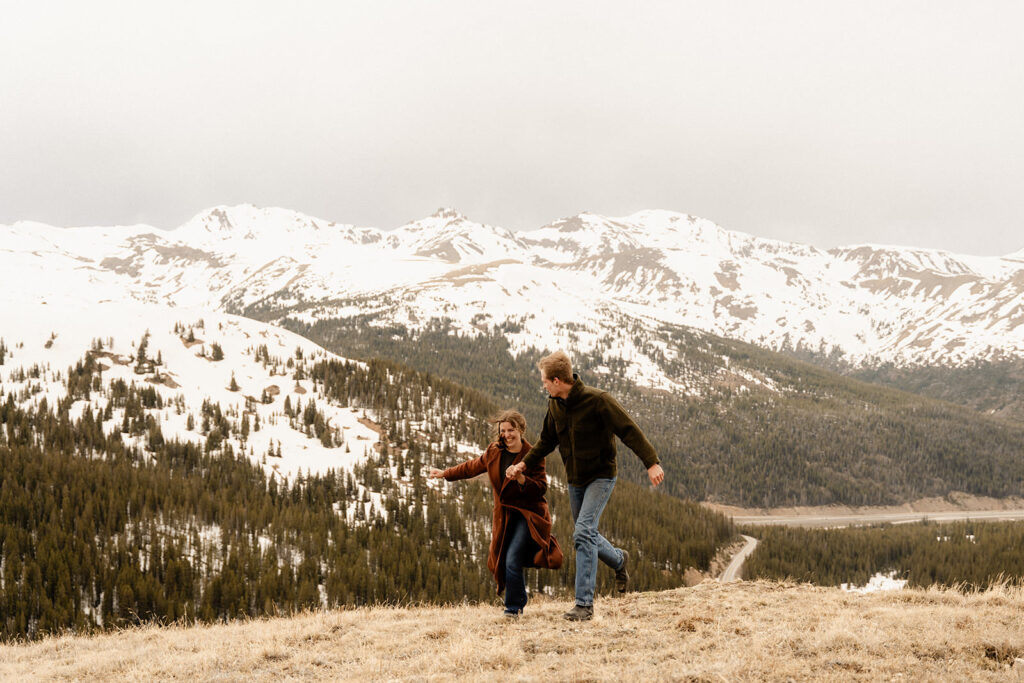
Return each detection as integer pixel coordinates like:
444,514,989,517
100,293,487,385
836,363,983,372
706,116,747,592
2,1,1022,255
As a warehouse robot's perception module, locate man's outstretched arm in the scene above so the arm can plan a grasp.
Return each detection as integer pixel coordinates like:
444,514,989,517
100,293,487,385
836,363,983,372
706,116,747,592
601,392,664,486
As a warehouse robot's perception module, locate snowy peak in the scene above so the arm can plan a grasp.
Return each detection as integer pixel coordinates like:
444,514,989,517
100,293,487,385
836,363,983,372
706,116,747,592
2,220,155,259
521,213,644,260
175,205,353,245
519,210,807,263
830,244,979,277
429,206,464,221
386,209,525,264
827,244,1024,305
1006,246,1024,262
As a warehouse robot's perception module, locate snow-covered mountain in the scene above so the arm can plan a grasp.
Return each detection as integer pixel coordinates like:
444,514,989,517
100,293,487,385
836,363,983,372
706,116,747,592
0,298,385,480
4,204,1023,394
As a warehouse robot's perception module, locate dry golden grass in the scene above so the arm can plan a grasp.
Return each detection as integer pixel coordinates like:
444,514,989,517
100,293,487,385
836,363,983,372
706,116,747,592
4,580,1024,681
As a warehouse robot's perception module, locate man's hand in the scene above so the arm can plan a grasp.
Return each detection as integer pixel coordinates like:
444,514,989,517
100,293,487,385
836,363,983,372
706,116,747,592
428,467,445,479
506,461,527,480
647,463,665,487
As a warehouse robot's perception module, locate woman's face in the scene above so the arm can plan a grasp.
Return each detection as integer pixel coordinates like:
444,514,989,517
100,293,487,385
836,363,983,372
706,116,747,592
499,421,523,452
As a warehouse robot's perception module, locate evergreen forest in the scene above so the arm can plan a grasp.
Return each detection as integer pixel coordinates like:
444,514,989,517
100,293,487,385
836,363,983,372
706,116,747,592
849,358,1024,423
745,521,1024,590
0,351,735,641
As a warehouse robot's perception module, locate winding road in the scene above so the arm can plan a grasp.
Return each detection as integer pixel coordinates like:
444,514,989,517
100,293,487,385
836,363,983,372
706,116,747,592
719,534,758,582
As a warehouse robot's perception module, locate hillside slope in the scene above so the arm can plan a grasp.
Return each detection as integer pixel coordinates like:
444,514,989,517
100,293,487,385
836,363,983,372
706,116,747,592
2,582,1022,681
848,358,1024,423
284,317,1024,508
0,299,734,641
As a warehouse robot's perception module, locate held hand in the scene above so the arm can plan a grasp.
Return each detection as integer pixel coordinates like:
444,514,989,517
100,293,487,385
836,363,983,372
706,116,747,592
506,462,526,480
647,463,665,487
516,473,526,485
428,467,445,479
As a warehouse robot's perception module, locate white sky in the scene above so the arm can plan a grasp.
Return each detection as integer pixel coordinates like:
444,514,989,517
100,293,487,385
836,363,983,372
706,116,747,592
2,1,1022,256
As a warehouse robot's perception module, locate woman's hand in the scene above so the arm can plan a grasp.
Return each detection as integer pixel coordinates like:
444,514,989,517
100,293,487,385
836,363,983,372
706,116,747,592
505,461,526,480
515,473,526,485
428,467,445,479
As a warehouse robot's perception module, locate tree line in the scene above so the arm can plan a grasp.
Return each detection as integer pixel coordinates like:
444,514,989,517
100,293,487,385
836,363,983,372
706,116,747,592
744,521,1024,590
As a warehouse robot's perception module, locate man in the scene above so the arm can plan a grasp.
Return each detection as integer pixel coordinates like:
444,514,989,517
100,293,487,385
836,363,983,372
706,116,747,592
506,350,664,621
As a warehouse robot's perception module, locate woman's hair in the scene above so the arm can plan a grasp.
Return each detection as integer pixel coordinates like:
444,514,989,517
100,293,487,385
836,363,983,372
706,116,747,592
537,350,573,383
489,409,527,441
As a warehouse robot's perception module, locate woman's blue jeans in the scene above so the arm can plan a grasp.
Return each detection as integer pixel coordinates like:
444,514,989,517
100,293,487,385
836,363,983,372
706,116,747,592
502,511,537,614
568,477,624,607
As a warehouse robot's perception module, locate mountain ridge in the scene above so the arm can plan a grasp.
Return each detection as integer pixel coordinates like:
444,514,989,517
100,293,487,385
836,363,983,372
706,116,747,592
4,204,1023,383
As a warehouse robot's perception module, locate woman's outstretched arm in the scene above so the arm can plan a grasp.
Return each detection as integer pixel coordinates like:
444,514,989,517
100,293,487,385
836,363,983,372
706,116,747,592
430,450,489,481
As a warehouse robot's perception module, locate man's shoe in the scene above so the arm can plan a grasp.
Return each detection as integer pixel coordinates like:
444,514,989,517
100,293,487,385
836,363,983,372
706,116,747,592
503,610,521,620
562,604,593,621
615,549,630,593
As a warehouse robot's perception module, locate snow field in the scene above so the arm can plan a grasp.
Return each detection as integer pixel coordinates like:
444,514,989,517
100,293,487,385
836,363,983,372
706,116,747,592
0,300,380,482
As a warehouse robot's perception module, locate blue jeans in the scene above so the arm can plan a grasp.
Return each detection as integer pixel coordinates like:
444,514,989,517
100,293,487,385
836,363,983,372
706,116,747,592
502,511,537,614
568,477,624,607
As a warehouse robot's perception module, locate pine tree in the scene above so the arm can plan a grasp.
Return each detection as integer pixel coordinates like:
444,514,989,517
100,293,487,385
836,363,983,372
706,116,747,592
136,332,149,366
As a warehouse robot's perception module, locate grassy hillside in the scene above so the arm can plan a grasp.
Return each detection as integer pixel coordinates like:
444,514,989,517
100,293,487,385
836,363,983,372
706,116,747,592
3,581,1023,681
278,316,1024,508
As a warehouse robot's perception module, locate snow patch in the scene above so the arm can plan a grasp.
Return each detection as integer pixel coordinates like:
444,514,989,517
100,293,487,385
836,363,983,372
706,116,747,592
841,571,908,593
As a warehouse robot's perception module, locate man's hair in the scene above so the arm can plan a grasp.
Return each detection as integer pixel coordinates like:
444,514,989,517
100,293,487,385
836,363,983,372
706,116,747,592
489,409,527,440
538,350,573,383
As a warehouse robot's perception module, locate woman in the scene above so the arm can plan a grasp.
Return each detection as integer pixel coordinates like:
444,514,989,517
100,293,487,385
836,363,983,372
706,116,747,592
429,410,563,617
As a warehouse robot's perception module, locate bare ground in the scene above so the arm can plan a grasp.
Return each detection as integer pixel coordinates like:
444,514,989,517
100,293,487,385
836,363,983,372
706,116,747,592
703,491,1024,519
4,581,1024,681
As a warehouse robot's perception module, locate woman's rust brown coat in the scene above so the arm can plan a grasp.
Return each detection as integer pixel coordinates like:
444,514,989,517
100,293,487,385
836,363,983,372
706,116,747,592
442,440,563,594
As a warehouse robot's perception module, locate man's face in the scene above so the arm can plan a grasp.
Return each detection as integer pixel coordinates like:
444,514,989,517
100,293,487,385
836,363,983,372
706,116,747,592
541,373,557,397
536,370,561,397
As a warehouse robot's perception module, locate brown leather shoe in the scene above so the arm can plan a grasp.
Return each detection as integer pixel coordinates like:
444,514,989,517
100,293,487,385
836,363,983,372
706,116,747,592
563,604,594,621
615,549,630,593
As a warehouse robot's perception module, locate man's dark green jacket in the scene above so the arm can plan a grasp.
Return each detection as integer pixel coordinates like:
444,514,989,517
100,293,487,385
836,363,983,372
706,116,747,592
521,375,659,485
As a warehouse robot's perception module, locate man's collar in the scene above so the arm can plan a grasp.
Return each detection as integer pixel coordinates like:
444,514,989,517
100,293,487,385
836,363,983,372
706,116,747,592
563,374,584,404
